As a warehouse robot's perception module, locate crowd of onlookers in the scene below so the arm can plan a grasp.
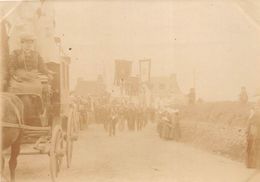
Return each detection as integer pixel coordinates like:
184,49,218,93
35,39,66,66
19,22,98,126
70,95,157,136
71,94,182,141
156,108,181,140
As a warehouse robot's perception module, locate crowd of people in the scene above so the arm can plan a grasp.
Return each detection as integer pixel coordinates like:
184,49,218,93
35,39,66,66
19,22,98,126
157,108,181,140
99,103,156,136
71,95,156,136
69,86,260,169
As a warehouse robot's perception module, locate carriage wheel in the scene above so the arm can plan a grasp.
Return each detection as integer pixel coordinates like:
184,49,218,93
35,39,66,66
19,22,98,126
50,125,64,182
66,109,74,168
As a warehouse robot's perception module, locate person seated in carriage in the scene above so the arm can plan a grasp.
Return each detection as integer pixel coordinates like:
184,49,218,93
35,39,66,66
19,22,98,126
8,33,53,126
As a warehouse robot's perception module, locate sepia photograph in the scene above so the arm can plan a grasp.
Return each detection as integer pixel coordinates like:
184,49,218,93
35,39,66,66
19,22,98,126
0,0,260,181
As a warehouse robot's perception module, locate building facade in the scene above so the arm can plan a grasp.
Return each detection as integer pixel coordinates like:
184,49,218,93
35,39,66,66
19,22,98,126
149,74,185,107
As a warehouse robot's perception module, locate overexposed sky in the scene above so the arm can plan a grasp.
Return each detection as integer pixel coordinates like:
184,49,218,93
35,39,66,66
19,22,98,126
5,0,259,101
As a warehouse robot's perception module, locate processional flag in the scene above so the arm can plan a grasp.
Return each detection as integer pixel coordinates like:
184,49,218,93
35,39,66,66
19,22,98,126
139,59,151,83
114,60,132,86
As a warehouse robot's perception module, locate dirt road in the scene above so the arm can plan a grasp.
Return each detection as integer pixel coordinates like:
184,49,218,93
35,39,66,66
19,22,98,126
5,123,260,182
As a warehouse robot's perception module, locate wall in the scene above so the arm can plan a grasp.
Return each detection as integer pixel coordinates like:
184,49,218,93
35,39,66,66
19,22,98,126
178,102,252,162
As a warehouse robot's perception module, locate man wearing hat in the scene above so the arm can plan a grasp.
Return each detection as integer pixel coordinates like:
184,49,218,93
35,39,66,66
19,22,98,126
247,89,260,168
9,33,50,81
8,33,52,126
239,86,248,105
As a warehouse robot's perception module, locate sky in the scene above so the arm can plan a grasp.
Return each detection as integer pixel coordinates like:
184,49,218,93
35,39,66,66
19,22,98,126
3,0,260,101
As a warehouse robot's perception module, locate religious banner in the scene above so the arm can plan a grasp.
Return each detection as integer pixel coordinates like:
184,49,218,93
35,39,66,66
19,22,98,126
114,60,132,86
139,59,151,83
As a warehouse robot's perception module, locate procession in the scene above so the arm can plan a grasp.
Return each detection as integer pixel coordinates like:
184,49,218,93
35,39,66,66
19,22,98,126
1,1,260,182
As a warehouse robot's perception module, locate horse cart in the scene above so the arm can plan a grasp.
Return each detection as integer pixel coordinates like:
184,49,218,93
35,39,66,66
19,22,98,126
1,57,78,182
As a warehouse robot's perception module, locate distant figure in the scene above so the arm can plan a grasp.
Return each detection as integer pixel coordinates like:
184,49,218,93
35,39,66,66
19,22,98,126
103,104,109,131
117,105,126,131
108,107,118,136
246,96,260,168
136,107,144,131
239,86,248,104
173,111,181,140
187,88,196,105
143,107,148,127
127,104,136,131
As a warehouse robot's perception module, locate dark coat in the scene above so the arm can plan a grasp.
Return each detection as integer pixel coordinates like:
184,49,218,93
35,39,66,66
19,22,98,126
9,49,49,76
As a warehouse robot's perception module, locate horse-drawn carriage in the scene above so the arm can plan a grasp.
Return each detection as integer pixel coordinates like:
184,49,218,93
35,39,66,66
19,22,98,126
1,57,78,182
